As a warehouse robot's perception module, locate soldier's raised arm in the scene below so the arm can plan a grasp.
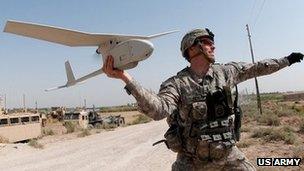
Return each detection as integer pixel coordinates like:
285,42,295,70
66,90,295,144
224,52,303,85
124,77,180,120
102,55,180,120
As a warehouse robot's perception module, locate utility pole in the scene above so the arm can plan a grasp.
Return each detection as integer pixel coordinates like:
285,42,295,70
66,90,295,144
23,94,27,112
84,99,87,109
35,101,38,113
4,94,6,112
246,24,263,115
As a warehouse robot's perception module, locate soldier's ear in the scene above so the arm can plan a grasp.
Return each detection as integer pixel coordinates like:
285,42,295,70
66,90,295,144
189,46,196,53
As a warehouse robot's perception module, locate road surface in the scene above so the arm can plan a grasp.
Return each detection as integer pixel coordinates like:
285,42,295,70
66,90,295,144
0,120,176,171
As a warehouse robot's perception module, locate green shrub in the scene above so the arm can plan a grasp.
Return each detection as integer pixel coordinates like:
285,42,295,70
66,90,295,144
283,131,296,144
95,123,103,129
276,107,295,117
63,121,76,133
237,140,253,148
260,93,283,101
251,127,296,144
241,103,258,119
240,126,251,132
42,128,55,136
257,114,280,126
102,123,117,130
28,139,43,149
99,105,137,113
299,119,304,134
77,129,91,137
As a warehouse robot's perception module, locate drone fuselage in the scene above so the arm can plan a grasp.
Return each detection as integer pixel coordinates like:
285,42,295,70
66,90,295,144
98,39,154,70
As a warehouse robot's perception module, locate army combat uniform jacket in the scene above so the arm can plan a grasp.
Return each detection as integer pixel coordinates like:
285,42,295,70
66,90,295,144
125,57,289,170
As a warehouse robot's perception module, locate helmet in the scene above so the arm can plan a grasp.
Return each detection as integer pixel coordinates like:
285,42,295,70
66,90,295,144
180,28,214,58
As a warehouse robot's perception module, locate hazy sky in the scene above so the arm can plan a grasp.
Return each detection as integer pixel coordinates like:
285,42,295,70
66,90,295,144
0,0,304,108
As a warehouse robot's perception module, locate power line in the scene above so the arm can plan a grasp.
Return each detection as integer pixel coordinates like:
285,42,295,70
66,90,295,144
248,0,258,24
253,0,266,27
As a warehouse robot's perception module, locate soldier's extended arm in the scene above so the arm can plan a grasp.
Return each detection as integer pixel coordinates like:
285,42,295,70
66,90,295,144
224,53,303,85
102,55,180,120
124,77,180,120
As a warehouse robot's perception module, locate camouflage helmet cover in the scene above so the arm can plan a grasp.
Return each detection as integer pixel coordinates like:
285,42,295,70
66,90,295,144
180,28,214,57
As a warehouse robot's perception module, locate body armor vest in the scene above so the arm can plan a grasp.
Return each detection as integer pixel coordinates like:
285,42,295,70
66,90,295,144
188,86,235,143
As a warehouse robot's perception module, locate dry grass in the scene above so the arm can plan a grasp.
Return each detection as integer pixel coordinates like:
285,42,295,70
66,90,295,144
240,126,251,132
299,119,304,134
129,114,152,125
256,113,280,126
63,121,77,133
237,140,254,148
292,146,304,158
42,128,55,136
102,123,117,131
95,123,103,129
251,126,296,144
0,136,9,143
77,129,91,137
28,139,44,149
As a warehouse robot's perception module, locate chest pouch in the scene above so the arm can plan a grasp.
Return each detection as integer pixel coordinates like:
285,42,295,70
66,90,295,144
206,86,233,121
191,101,207,120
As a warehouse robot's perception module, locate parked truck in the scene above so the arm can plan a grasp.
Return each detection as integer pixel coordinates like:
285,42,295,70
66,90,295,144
63,108,125,129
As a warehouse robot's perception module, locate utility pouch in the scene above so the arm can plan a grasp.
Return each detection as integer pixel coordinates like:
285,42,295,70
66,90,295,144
164,124,183,152
206,86,233,121
153,124,183,153
234,106,243,141
192,101,207,120
233,84,242,141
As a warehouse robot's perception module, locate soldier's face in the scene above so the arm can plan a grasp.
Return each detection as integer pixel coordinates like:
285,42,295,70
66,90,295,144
198,38,215,62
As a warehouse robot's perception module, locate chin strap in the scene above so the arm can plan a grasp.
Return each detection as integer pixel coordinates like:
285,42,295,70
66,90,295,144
191,42,215,64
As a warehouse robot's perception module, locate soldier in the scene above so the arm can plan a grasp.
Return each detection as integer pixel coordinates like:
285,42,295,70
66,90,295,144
102,28,303,171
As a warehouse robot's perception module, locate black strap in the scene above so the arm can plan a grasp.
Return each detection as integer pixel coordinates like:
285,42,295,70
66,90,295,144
234,84,238,109
152,139,167,147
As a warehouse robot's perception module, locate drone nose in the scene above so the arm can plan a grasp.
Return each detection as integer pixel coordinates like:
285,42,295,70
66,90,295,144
144,40,154,57
96,48,101,54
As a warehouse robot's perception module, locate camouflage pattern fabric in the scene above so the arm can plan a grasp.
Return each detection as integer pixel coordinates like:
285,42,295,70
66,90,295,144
172,146,256,171
124,57,289,170
180,28,213,57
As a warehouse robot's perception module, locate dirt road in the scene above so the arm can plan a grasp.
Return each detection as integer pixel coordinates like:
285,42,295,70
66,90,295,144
0,120,176,171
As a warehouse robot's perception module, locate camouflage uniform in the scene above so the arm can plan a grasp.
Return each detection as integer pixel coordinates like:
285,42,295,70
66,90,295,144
125,57,290,171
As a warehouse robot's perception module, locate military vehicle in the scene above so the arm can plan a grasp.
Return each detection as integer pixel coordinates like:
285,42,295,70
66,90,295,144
50,106,66,121
63,110,125,129
0,113,41,142
103,115,125,127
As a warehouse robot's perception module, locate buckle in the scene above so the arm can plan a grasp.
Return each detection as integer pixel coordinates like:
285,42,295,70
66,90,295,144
201,135,212,141
221,120,229,126
222,132,232,139
212,134,222,141
209,121,219,128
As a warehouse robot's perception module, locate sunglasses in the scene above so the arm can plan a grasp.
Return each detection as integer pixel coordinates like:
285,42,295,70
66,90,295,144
196,38,214,46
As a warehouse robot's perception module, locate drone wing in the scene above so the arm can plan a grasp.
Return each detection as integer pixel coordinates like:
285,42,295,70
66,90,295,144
4,20,178,47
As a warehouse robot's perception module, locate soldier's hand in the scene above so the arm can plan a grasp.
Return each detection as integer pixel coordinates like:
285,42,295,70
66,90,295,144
286,52,304,66
102,55,132,84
